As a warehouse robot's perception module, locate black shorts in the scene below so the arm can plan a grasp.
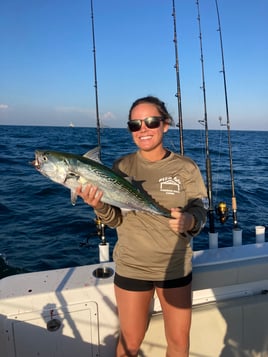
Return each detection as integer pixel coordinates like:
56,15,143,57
114,272,192,291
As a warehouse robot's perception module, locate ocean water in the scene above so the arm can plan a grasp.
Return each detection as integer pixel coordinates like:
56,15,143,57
0,125,267,279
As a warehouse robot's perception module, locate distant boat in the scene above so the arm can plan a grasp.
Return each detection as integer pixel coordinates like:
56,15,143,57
69,122,75,128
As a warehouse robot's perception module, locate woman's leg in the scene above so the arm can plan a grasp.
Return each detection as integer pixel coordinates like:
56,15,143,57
156,283,192,357
114,284,154,357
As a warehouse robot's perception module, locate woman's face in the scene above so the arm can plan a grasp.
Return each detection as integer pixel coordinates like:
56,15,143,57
129,102,169,153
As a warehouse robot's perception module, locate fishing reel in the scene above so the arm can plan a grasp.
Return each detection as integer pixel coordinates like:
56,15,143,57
79,216,106,247
95,216,107,244
216,201,229,224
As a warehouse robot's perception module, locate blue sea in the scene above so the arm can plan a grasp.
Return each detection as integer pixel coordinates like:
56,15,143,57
0,125,267,279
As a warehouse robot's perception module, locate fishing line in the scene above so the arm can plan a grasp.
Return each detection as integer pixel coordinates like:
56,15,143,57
90,0,102,160
215,0,239,228
215,122,223,198
195,0,216,234
90,0,108,259
213,123,226,202
171,0,184,155
198,125,206,167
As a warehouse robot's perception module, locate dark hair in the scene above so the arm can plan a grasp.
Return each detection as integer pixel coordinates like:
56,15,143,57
128,96,174,125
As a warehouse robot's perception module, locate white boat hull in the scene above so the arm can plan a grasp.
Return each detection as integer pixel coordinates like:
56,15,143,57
0,243,268,356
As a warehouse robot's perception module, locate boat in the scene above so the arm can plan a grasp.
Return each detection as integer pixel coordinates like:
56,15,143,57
1,2,267,357
69,122,75,128
0,234,267,356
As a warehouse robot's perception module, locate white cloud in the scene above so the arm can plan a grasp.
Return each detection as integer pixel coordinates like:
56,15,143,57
101,111,115,120
0,104,8,110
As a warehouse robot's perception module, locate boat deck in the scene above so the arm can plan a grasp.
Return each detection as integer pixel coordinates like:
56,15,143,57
142,292,268,357
0,243,268,356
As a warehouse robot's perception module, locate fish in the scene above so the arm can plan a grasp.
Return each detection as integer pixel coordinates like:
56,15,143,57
32,148,172,218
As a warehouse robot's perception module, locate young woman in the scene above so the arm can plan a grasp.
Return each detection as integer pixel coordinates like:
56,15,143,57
77,96,207,357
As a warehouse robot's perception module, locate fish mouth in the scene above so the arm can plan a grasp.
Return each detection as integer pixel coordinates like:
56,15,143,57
30,159,40,170
30,153,41,170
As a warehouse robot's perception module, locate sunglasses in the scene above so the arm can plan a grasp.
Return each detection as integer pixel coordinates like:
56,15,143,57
127,116,165,132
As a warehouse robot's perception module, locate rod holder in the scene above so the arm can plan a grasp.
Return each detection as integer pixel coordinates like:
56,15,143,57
99,242,109,263
92,266,114,279
255,226,265,243
209,232,218,249
233,228,242,246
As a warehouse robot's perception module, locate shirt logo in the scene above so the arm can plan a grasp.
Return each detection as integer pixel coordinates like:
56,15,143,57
159,177,181,195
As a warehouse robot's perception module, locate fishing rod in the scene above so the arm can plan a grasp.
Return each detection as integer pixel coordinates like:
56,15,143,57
90,0,102,160
215,0,239,229
90,0,108,261
196,0,215,234
172,0,184,155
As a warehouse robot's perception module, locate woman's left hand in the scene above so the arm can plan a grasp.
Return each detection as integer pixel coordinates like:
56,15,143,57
169,208,195,234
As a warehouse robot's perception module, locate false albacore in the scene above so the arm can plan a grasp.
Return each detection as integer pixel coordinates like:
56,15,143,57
32,148,172,218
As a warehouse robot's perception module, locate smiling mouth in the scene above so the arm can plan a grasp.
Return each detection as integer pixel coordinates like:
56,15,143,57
139,135,152,140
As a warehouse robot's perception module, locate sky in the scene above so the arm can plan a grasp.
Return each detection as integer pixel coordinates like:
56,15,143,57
1,0,267,130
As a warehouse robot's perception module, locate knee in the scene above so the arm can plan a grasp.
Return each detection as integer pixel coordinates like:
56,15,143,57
166,333,190,356
117,334,142,357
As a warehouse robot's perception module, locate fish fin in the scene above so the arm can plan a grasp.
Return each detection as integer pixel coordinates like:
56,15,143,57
83,146,101,163
124,176,135,184
71,190,78,206
120,208,133,216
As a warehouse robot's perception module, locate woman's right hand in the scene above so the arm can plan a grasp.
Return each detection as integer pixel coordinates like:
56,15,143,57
76,184,104,210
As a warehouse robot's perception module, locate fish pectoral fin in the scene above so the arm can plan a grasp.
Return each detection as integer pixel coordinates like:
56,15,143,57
120,208,133,216
83,146,102,163
124,176,135,184
71,190,78,206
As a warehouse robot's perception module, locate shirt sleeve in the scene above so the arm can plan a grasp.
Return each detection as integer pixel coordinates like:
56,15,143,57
182,162,208,236
94,203,123,228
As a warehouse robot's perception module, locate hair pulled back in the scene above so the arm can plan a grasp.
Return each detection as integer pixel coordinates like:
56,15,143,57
128,96,174,126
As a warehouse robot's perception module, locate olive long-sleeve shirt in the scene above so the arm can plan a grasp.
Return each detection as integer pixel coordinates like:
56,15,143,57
95,150,207,281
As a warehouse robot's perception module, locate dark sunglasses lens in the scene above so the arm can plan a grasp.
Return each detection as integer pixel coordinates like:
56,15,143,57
128,120,141,132
128,117,163,132
145,117,162,129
